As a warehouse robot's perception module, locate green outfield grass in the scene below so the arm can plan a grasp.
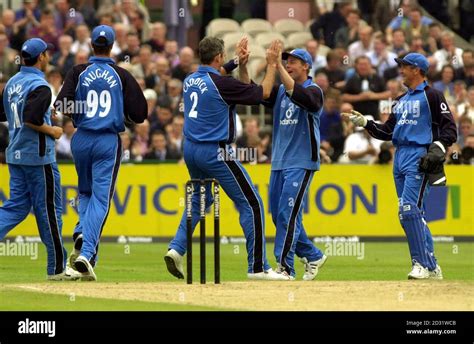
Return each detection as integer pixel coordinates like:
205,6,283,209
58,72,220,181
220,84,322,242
0,242,473,310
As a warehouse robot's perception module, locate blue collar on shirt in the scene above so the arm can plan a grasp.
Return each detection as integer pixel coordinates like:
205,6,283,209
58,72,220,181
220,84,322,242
302,77,314,87
89,56,115,64
20,66,45,78
198,65,220,75
407,80,428,94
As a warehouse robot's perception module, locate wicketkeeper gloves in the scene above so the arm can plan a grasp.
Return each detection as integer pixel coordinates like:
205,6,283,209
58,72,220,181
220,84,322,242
419,141,447,186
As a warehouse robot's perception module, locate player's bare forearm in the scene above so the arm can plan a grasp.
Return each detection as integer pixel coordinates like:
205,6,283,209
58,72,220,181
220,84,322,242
261,64,277,99
238,65,250,84
25,123,63,140
277,62,295,93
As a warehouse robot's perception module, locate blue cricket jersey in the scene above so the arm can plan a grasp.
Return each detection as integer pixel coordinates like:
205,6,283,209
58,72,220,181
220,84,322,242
55,56,147,132
183,65,264,143
263,78,324,171
1,66,55,166
365,80,457,148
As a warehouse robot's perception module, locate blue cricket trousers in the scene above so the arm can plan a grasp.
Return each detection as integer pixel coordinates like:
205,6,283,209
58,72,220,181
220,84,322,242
0,163,66,275
169,138,271,273
71,129,122,265
270,168,323,276
394,146,437,270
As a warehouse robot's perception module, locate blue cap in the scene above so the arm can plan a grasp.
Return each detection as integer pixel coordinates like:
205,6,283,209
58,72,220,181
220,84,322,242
21,38,53,60
282,48,313,68
395,53,429,73
91,25,115,47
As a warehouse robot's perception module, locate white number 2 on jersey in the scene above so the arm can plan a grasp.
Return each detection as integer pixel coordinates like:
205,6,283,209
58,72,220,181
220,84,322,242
10,102,21,129
86,90,112,118
189,91,198,118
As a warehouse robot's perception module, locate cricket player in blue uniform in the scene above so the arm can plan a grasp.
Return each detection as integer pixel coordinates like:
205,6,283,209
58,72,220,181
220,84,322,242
262,48,327,280
343,53,457,279
165,38,290,280
55,25,147,280
0,38,80,280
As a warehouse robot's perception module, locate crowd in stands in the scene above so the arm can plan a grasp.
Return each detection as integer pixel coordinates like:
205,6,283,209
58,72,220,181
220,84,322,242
0,0,473,165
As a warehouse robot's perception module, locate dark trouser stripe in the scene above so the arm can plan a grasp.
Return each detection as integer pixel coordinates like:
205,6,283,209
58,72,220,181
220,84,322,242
220,145,264,272
281,170,312,273
417,174,429,209
44,164,64,274
91,134,122,265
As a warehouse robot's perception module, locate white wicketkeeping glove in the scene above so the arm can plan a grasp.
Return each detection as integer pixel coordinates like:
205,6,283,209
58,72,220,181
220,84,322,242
341,110,367,127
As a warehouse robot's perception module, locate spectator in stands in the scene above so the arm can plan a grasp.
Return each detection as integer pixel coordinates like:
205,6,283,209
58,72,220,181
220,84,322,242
2,9,24,51
71,24,91,55
111,23,129,57
133,120,151,158
74,49,89,65
172,46,195,81
54,0,85,37
433,65,456,102
366,34,398,78
348,26,374,62
164,0,193,47
167,115,184,153
403,6,430,44
29,8,60,53
457,86,474,121
144,131,182,161
389,29,409,57
130,8,150,42
166,78,184,114
236,117,261,151
117,32,141,63
151,104,173,133
454,50,474,85
131,45,153,79
372,0,399,32
320,95,344,161
434,32,464,72
15,0,41,22
461,134,474,164
405,36,423,57
457,116,473,148
314,72,341,108
310,1,353,48
339,116,382,164
0,33,17,81
453,80,467,107
342,56,389,120
144,88,159,122
315,50,346,89
335,9,361,49
120,130,137,163
56,117,75,160
165,40,180,68
385,0,432,44
153,56,171,95
459,0,474,42
146,22,167,53
426,23,443,54
47,69,63,102
51,34,75,77
305,40,327,77
379,79,404,117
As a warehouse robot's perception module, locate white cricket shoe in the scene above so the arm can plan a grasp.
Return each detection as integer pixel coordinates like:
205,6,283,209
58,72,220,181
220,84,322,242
47,266,82,281
429,265,443,280
74,255,97,281
408,262,430,280
164,249,184,279
248,268,294,281
68,234,83,271
300,255,328,281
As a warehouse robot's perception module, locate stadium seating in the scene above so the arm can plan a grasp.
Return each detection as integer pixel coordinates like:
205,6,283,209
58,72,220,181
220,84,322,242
273,19,305,36
206,18,241,38
255,32,286,49
286,32,313,49
241,19,273,37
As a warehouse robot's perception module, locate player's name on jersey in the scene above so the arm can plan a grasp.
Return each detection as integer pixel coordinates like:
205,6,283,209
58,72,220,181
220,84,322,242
183,77,208,94
81,68,119,89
